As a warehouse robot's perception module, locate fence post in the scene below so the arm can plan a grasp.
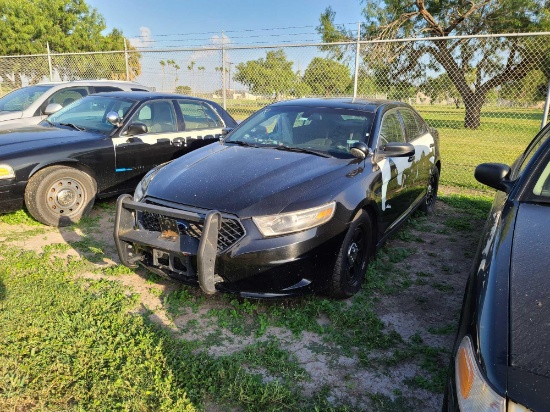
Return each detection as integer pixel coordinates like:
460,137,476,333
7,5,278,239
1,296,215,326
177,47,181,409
222,32,227,110
124,39,130,81
542,77,550,129
353,22,361,99
46,42,53,81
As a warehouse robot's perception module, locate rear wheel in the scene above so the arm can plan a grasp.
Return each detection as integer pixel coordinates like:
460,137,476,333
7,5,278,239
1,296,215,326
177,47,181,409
24,166,96,227
420,166,439,215
329,210,374,299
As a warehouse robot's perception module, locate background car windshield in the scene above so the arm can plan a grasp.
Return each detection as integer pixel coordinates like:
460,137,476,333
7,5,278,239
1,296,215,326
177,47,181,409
0,85,53,112
226,106,373,157
48,95,136,134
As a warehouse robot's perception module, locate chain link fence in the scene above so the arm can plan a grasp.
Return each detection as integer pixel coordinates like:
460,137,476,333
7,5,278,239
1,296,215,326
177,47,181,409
1,33,549,191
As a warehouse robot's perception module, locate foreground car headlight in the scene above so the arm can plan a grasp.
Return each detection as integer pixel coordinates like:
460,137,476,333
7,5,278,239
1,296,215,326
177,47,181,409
253,202,335,237
133,165,164,201
0,164,15,180
456,335,506,411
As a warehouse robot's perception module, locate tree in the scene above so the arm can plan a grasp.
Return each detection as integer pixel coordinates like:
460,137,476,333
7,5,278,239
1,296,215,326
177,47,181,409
233,50,296,99
303,57,351,96
176,85,192,94
318,1,550,129
0,0,141,88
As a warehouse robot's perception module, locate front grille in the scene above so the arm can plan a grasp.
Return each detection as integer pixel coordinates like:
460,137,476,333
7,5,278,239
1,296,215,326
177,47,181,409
139,205,245,253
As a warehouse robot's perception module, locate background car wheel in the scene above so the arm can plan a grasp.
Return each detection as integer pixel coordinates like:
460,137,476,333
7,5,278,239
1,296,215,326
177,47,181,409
24,166,96,227
420,166,439,215
329,210,374,299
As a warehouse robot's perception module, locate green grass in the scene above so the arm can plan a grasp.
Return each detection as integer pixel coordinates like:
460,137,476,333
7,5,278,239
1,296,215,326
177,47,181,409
0,187,493,409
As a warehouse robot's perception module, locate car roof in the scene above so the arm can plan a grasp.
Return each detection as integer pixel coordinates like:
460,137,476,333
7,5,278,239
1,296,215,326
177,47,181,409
36,80,148,87
91,91,216,103
269,97,410,113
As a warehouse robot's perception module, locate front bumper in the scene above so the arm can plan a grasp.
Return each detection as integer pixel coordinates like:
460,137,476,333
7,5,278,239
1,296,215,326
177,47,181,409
113,194,346,297
0,180,26,213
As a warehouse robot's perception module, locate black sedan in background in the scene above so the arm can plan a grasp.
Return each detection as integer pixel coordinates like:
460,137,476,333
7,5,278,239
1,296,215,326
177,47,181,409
0,92,237,226
444,123,550,411
114,98,441,298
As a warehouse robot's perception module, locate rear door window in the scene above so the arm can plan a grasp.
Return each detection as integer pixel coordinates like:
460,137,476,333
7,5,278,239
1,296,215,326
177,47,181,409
178,100,223,130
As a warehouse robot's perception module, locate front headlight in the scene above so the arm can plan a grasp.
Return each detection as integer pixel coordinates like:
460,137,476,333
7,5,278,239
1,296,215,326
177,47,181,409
133,165,164,201
252,202,335,237
0,164,15,180
455,335,505,411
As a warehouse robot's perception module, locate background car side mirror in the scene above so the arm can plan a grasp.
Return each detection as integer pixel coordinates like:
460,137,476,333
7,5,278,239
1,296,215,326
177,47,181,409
378,142,415,157
106,111,123,127
350,142,371,160
475,163,514,193
44,103,63,115
221,127,234,136
126,122,148,136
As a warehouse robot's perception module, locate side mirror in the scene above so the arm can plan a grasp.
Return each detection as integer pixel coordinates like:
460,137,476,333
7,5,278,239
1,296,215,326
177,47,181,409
350,142,370,160
44,103,63,115
221,127,234,136
379,142,415,157
474,163,513,193
106,111,123,127
126,122,148,136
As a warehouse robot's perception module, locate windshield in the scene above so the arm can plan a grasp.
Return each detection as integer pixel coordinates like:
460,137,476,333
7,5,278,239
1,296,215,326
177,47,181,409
47,95,136,134
0,85,53,112
226,105,374,158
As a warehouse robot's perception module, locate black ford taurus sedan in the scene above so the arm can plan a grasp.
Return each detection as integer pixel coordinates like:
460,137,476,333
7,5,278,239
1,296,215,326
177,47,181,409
0,91,237,226
114,98,441,298
443,122,550,411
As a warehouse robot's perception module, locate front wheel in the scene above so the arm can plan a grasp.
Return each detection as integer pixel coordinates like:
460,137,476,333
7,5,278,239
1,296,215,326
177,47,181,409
328,210,374,299
25,166,97,227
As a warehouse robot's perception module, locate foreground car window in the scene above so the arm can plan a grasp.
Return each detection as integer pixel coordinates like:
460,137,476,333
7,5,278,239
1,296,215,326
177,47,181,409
532,159,550,199
0,85,53,112
48,95,135,134
226,106,373,157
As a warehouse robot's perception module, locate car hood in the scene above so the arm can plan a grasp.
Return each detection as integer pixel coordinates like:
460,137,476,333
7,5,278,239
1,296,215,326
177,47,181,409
508,202,550,409
0,111,23,122
145,143,361,217
0,125,98,157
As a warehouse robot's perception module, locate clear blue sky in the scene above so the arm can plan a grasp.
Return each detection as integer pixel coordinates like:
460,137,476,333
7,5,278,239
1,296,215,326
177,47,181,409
86,0,365,48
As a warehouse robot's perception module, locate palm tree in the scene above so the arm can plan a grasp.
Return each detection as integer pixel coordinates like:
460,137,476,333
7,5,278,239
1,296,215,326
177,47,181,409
187,61,195,96
159,60,166,91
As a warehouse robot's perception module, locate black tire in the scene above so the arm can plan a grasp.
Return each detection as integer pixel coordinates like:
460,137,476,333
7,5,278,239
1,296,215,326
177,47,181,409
329,210,375,299
24,166,96,227
420,166,439,215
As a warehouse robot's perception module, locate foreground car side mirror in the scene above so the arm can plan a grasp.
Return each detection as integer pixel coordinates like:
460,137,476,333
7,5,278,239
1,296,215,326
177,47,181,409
475,163,514,193
106,111,123,127
44,103,63,115
126,122,148,136
379,142,415,157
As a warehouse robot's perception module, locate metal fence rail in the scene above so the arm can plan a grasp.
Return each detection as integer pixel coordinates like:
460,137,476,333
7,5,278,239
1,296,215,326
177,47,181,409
1,33,549,191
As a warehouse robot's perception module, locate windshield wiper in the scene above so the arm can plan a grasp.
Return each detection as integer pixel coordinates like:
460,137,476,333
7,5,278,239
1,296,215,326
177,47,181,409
225,140,258,148
59,122,84,131
272,145,332,158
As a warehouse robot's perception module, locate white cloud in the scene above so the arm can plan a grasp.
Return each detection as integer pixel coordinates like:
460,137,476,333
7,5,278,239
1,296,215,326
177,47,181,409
190,34,232,60
129,26,153,49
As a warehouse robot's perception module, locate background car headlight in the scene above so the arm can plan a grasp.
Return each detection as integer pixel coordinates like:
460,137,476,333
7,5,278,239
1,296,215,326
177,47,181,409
253,202,335,237
0,164,15,180
455,335,506,411
133,165,164,201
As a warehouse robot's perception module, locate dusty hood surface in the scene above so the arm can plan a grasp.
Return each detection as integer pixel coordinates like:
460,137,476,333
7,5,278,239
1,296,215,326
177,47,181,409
145,143,360,217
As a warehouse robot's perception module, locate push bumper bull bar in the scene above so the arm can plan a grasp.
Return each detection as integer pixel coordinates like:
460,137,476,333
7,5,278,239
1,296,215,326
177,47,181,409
113,194,222,294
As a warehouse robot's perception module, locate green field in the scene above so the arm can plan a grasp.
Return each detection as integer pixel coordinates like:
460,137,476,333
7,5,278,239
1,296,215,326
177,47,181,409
216,99,543,192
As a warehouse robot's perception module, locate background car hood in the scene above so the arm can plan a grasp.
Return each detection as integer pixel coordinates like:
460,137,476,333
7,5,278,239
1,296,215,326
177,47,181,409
146,144,360,217
509,203,550,385
0,111,22,122
0,126,99,157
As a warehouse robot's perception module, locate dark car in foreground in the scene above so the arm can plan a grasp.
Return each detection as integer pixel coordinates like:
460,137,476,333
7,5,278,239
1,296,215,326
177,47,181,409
0,92,237,226
443,123,550,411
114,98,441,298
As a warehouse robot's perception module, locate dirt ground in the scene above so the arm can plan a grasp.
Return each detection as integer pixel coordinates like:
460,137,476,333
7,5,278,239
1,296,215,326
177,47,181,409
1,191,486,411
